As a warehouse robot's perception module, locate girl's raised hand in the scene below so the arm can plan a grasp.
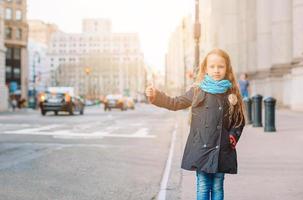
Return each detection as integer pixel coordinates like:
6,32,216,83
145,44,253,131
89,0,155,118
145,83,157,102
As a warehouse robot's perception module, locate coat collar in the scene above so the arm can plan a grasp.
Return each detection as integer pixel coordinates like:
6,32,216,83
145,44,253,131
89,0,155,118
192,87,206,107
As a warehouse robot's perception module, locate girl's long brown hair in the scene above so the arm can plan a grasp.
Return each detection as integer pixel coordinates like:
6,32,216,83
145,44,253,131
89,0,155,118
193,48,245,128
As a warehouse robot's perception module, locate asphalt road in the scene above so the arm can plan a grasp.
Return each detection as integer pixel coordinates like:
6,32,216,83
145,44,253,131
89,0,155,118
0,104,187,200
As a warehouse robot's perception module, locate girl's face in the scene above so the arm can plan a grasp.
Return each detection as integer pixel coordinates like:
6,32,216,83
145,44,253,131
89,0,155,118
205,54,227,81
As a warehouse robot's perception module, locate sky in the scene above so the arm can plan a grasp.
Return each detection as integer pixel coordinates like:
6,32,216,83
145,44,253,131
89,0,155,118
27,0,194,72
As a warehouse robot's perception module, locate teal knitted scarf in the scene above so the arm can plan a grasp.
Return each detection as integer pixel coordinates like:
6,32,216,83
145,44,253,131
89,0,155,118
199,74,232,94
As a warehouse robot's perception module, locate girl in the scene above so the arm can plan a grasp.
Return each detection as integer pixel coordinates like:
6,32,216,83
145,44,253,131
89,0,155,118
145,48,245,200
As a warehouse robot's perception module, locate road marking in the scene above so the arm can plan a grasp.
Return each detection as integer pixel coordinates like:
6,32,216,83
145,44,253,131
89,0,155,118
157,123,178,200
2,125,156,139
0,123,31,130
3,124,61,134
130,123,144,127
53,128,155,139
132,128,154,137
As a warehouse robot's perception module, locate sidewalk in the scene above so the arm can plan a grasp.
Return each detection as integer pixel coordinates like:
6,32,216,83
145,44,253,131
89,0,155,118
179,109,303,200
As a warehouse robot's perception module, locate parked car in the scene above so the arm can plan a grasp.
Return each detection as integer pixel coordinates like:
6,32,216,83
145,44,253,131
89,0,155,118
126,97,135,110
39,88,85,116
104,94,127,111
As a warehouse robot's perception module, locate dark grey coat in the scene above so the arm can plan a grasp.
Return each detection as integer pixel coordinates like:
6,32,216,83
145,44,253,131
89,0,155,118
151,86,245,174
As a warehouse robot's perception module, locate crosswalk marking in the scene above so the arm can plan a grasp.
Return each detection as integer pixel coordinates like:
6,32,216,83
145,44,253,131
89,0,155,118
1,124,156,139
0,123,31,127
3,124,61,134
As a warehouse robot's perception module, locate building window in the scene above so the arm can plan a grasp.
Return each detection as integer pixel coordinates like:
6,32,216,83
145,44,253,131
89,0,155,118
16,28,22,40
13,68,21,79
59,58,66,62
5,8,12,20
16,0,23,4
5,27,12,39
6,66,12,79
16,10,22,21
6,48,13,59
14,48,21,60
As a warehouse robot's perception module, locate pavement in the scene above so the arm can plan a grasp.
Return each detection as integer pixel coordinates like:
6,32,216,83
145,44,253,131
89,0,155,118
0,106,303,199
178,109,303,200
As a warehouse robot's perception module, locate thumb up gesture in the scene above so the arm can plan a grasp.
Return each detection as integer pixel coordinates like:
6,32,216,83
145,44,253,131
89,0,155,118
145,83,157,103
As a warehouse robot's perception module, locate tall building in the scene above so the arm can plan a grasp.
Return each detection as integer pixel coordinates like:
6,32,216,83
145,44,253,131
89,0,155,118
165,16,195,96
28,20,59,45
0,0,8,111
27,20,60,106
49,19,146,99
3,0,28,102
82,18,111,34
199,0,303,111
27,40,49,92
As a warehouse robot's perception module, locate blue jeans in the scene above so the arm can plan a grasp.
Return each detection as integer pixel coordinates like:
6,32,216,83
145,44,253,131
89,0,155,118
196,171,225,200
241,90,249,99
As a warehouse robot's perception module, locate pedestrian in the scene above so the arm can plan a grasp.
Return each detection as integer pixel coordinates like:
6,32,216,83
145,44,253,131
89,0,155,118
11,96,17,111
238,73,250,98
145,48,245,200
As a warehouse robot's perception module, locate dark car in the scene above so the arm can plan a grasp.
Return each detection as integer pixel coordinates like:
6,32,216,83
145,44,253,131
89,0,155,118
103,94,127,111
39,92,85,116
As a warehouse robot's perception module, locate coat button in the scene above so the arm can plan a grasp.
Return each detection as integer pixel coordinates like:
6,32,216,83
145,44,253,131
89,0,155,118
219,106,222,110
217,125,220,129
206,125,209,128
215,145,219,149
203,144,207,148
206,106,209,109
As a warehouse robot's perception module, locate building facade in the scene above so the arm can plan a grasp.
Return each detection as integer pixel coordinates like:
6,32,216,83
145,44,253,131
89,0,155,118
49,19,146,99
27,40,49,92
165,16,195,96
0,0,8,111
3,0,28,102
82,18,111,35
28,20,59,45
27,20,59,105
199,0,303,110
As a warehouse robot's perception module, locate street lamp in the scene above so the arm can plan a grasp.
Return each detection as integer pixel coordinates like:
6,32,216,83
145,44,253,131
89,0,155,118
194,0,201,78
182,18,187,93
30,51,40,109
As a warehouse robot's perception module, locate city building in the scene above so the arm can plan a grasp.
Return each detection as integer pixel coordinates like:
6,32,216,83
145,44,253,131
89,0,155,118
0,0,8,111
3,0,28,102
28,20,59,45
49,19,146,99
82,18,111,35
27,40,49,92
199,0,303,111
27,20,59,107
165,16,195,96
